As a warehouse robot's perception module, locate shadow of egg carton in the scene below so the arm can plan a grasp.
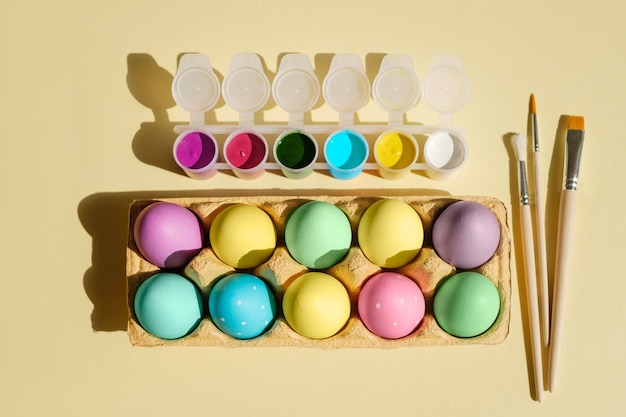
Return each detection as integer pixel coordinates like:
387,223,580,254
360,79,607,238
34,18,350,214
126,195,511,348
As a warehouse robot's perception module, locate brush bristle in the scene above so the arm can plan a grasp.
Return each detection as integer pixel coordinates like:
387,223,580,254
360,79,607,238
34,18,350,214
567,116,585,131
530,94,536,114
512,133,527,162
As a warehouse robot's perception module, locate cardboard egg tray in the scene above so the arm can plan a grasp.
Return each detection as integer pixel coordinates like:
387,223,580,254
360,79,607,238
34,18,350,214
126,195,511,348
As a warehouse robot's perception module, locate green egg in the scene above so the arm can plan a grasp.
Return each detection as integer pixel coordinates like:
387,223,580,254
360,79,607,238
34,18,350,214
285,201,352,269
433,272,500,338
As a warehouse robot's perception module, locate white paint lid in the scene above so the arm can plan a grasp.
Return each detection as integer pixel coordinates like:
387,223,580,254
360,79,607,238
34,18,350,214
222,53,270,114
423,55,470,123
322,54,371,113
372,54,421,115
172,54,220,115
272,54,319,114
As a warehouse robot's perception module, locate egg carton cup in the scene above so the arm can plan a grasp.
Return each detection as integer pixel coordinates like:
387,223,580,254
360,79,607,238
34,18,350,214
126,195,511,348
171,53,471,180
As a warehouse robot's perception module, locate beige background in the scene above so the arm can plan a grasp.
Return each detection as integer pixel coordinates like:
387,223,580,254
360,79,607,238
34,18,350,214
1,0,624,416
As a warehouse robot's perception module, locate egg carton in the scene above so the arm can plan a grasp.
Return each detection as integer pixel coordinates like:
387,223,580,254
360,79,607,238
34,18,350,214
171,53,471,180
126,195,511,348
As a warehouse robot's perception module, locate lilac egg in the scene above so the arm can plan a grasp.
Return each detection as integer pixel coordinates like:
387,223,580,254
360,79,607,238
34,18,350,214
432,200,500,269
133,202,204,268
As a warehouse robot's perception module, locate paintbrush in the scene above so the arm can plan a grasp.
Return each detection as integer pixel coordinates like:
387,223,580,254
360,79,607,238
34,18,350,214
548,116,585,392
530,94,551,347
512,133,544,402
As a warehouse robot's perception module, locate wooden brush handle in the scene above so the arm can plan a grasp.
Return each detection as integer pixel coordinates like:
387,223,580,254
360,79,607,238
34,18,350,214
548,189,578,391
533,151,550,346
521,205,544,401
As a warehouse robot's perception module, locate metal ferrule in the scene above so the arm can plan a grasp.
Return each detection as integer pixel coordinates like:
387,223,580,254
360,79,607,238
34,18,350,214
532,114,539,152
564,130,585,190
519,161,530,205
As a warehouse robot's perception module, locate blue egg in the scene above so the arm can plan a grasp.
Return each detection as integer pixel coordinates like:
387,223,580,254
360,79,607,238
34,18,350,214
134,272,203,340
208,273,277,339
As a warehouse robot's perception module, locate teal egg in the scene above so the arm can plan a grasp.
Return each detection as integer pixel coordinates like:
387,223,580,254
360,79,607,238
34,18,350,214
433,272,500,338
134,272,203,340
285,201,352,269
208,273,277,339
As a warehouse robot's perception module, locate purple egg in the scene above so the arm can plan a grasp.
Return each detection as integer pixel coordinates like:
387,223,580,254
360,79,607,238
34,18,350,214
432,200,500,269
133,202,204,268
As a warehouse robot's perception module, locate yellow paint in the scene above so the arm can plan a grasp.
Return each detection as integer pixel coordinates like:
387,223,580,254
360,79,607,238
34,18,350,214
374,131,417,170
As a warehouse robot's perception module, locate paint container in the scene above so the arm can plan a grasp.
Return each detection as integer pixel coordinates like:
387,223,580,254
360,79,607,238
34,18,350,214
173,129,219,179
224,129,269,179
171,54,221,178
324,129,369,180
373,130,419,180
273,130,319,179
423,130,468,179
419,55,470,179
271,54,320,179
220,54,271,179
370,55,420,179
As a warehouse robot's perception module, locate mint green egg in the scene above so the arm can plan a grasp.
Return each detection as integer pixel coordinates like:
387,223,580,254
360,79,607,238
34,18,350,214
285,201,352,269
433,272,500,338
134,272,203,340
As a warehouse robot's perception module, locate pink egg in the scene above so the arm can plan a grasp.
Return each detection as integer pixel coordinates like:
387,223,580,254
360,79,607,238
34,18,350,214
133,202,204,268
358,272,425,339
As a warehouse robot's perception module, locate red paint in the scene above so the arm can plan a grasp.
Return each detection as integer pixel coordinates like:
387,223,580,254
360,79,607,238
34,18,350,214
226,132,267,169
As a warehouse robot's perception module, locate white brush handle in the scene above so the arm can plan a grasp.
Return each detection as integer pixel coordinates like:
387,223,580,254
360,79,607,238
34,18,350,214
520,204,544,401
533,151,550,346
548,189,577,392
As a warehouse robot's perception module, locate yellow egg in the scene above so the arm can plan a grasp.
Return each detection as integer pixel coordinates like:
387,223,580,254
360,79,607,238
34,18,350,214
282,272,351,339
357,199,424,268
209,204,276,269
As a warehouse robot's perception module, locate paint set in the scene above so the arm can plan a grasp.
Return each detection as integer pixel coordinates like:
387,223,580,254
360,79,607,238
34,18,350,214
171,53,471,180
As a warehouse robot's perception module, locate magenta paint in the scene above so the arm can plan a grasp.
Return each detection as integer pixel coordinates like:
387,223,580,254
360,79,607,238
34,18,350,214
225,132,267,169
175,131,217,169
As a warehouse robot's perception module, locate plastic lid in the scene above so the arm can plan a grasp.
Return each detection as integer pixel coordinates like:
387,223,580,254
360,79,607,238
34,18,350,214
272,54,319,113
423,55,470,114
222,53,270,113
322,54,370,113
172,54,220,114
373,54,420,114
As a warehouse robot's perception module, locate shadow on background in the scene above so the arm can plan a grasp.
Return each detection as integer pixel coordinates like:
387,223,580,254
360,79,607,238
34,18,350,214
365,52,386,85
127,53,181,176
545,115,569,296
79,188,450,332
